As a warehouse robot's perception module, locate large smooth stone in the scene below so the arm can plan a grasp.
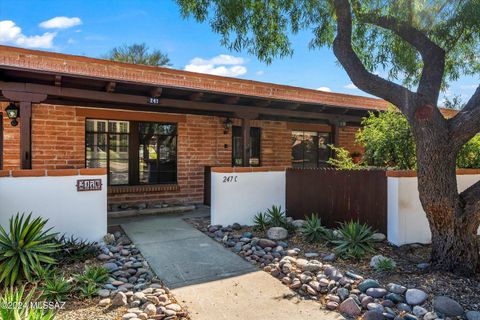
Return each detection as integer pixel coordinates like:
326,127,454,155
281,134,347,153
405,289,428,305
257,238,276,248
267,227,288,240
339,297,362,317
358,279,380,292
433,296,464,317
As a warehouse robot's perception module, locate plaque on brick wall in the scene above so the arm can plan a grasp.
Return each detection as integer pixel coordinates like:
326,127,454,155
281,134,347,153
76,179,102,191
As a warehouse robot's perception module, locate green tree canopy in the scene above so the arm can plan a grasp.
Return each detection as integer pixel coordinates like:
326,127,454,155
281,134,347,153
105,43,171,67
177,0,480,87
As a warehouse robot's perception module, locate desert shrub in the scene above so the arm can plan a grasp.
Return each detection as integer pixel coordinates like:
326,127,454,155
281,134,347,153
0,286,55,320
327,145,363,170
301,214,327,243
30,265,54,283
0,213,59,285
78,282,98,299
51,235,98,265
457,134,480,168
375,257,396,272
332,221,375,259
74,266,109,286
39,274,72,302
252,212,269,231
265,205,287,227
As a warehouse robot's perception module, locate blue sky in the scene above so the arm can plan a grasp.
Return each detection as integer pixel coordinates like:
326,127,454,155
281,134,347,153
0,0,477,105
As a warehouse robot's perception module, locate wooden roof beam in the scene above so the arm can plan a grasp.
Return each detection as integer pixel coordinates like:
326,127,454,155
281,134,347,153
189,92,204,101
223,96,240,104
54,75,62,87
105,81,116,93
150,87,162,98
253,99,271,107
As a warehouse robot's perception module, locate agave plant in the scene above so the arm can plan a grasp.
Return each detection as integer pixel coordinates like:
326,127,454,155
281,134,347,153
0,213,59,285
39,274,73,302
332,221,375,259
0,286,56,320
52,235,98,265
74,266,109,286
301,214,327,243
265,205,287,227
252,212,269,231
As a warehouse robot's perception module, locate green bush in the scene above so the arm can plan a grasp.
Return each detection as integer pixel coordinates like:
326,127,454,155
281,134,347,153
357,107,480,169
332,221,375,259
0,213,59,285
252,212,269,231
265,205,287,227
52,235,98,265
0,286,55,320
39,274,72,302
301,214,327,243
74,266,109,286
327,145,363,170
356,108,416,170
375,257,396,272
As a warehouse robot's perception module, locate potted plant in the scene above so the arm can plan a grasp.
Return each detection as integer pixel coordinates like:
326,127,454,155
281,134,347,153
350,151,362,164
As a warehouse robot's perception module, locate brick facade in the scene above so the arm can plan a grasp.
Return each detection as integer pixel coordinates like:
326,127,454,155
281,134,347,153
338,126,363,154
1,104,360,207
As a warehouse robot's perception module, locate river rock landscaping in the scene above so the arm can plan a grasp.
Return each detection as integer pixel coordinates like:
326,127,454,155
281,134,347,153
185,216,480,320
58,228,189,320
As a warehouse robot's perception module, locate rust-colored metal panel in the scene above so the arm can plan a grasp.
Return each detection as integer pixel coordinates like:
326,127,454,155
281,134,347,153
286,168,388,234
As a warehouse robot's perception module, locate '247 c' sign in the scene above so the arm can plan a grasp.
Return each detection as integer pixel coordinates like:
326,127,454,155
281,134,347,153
76,179,102,192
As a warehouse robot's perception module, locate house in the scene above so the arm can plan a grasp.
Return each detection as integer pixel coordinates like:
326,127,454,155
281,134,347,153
0,45,393,211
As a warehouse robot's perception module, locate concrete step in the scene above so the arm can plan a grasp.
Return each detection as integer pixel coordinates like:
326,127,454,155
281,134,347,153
108,205,196,219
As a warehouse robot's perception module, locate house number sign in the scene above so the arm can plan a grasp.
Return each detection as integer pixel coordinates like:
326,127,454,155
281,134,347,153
76,179,102,192
222,175,238,183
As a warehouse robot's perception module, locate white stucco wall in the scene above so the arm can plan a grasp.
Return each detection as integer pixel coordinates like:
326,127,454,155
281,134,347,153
0,174,107,242
387,174,480,245
211,170,286,226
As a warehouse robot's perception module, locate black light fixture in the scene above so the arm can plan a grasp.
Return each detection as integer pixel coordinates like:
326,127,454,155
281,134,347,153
5,102,19,127
223,117,233,134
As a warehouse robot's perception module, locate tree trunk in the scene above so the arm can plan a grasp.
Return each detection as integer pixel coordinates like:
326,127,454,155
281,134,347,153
414,124,480,275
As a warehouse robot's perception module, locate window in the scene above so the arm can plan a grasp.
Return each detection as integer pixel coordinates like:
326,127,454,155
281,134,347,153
232,126,261,166
86,120,177,185
292,131,332,168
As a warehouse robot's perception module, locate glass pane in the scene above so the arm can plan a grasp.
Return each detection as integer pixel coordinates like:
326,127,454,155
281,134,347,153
86,119,108,133
86,133,108,160
139,123,176,135
232,126,243,166
292,131,304,166
302,131,318,168
318,133,331,167
86,159,107,168
109,160,129,185
249,127,261,166
109,121,129,133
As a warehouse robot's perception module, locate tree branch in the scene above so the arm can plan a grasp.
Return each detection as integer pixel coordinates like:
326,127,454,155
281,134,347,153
332,0,416,115
359,12,446,104
459,179,480,223
449,85,480,149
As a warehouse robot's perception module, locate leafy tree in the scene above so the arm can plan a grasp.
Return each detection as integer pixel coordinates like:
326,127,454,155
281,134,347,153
327,144,363,169
176,0,480,274
105,43,171,67
443,94,465,110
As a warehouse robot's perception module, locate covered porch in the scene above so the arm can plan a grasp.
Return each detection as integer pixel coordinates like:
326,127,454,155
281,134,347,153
0,45,386,209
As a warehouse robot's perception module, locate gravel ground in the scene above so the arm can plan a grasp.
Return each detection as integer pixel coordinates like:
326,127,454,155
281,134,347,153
185,216,480,311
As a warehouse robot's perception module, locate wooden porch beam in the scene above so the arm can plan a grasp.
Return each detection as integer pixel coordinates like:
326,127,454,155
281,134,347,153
105,81,116,93
150,87,162,98
54,75,62,87
0,81,363,122
189,92,204,101
223,96,240,104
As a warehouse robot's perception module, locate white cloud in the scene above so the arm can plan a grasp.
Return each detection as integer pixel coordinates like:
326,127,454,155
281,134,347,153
39,17,82,29
255,70,264,76
184,54,247,77
317,86,331,92
0,20,56,48
344,83,358,89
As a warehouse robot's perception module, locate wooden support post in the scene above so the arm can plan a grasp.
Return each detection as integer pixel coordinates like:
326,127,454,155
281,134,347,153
241,118,251,167
20,101,32,169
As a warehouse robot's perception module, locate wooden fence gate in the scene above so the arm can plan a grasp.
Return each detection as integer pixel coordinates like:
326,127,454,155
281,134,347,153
286,168,388,234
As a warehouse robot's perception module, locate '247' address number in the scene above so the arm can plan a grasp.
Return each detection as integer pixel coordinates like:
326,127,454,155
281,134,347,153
222,175,238,183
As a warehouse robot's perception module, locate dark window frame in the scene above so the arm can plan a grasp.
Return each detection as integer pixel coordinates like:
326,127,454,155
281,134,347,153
291,130,332,168
232,126,261,167
85,119,178,186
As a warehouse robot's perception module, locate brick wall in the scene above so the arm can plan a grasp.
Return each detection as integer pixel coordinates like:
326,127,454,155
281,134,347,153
338,126,363,154
1,102,20,170
32,104,85,169
1,103,361,207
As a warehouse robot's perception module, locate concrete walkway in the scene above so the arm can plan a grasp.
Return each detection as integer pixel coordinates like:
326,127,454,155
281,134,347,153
116,209,341,320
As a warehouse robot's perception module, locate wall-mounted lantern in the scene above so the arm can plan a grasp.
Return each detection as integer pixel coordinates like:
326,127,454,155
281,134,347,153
5,102,19,127
223,118,233,134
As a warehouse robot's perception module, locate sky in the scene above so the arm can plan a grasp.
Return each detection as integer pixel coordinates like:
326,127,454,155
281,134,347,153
0,0,478,105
